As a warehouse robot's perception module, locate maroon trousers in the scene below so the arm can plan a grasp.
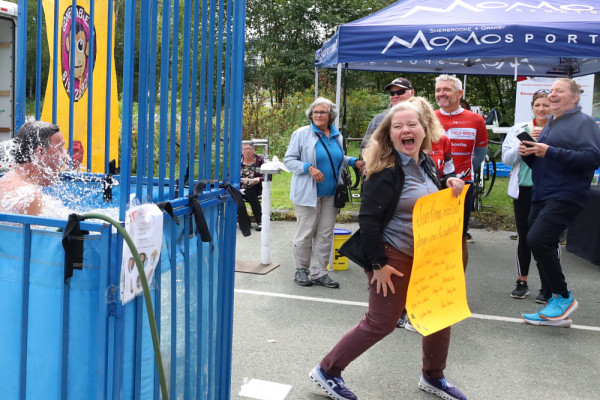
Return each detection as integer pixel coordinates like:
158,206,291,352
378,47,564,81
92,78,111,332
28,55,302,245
320,243,452,381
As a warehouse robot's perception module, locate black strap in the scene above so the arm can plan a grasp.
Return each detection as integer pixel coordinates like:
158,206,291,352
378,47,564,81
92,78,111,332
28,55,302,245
156,201,178,224
218,182,252,236
62,213,89,282
189,194,214,248
315,132,343,182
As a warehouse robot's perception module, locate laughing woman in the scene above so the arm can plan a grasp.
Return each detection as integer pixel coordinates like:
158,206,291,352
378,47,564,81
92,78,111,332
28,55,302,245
309,97,467,400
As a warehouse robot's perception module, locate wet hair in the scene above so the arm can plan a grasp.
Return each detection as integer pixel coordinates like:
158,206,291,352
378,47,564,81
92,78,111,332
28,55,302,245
12,121,61,164
305,97,338,122
435,74,462,91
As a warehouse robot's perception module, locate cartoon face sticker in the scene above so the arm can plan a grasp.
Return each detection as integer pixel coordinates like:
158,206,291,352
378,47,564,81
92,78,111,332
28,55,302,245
61,5,97,102
68,27,88,80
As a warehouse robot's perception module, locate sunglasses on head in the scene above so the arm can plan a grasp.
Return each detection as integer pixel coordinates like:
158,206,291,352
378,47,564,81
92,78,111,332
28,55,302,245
389,89,409,97
535,89,550,94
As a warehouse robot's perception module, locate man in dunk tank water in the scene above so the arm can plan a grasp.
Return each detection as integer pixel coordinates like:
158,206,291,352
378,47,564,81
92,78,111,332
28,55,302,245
0,122,67,215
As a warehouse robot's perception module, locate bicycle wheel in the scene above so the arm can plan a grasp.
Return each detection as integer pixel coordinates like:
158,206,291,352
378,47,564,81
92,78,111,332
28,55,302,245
483,155,496,197
472,169,484,211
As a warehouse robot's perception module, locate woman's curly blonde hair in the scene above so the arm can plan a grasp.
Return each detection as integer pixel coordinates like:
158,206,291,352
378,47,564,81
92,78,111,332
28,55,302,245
362,97,444,178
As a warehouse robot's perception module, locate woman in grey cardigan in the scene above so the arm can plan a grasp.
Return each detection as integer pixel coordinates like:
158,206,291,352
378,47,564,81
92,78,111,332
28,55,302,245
283,97,363,288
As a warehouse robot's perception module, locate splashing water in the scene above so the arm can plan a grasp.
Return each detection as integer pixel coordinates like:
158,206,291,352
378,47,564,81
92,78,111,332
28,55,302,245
0,136,121,224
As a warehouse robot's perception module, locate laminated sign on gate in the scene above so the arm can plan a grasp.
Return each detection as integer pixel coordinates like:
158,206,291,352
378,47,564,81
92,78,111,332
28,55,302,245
120,204,164,305
406,186,471,336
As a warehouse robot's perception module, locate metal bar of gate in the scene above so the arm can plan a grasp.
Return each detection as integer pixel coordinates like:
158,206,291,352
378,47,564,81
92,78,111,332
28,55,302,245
168,1,180,201
147,0,160,198
197,0,209,181
96,226,112,400
86,0,96,171
214,0,225,182
137,0,151,201
104,0,114,174
204,0,217,181
179,0,192,197
120,0,136,221
18,224,32,400
35,1,42,120
188,0,201,197
158,0,171,202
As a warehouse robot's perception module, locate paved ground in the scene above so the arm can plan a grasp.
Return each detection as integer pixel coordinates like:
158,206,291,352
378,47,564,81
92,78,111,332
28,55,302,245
231,221,600,400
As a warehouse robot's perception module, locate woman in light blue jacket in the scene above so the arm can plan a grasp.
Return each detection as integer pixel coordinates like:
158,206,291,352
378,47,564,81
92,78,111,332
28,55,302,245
501,90,550,302
284,97,364,289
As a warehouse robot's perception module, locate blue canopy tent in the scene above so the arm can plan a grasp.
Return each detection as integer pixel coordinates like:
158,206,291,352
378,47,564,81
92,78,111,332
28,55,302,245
316,0,600,77
314,0,600,119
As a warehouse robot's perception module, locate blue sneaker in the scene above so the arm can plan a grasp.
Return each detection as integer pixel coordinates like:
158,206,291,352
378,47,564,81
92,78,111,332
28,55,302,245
309,365,358,400
539,291,578,321
418,375,467,400
522,309,572,327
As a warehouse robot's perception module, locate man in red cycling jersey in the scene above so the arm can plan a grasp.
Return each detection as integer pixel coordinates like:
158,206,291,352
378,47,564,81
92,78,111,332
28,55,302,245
435,74,488,270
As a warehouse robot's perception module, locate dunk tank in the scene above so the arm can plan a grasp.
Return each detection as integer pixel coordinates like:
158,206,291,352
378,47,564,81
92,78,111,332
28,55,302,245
0,0,246,398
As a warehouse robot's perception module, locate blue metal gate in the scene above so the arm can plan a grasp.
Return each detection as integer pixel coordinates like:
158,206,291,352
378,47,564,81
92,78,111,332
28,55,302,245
2,0,247,398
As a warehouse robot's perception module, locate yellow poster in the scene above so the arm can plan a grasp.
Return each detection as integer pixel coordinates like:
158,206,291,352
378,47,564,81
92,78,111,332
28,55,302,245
406,185,471,336
41,0,120,173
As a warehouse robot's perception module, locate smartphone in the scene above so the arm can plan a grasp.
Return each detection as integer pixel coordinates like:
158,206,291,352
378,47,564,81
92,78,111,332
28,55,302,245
517,131,535,147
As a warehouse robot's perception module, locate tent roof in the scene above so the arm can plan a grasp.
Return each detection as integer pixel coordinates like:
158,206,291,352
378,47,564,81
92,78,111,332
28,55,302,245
315,0,600,77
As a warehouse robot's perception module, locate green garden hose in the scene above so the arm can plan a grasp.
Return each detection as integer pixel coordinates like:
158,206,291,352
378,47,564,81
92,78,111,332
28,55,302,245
80,213,169,400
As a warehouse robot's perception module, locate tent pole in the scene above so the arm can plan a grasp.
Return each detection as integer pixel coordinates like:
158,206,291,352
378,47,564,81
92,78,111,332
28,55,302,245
341,63,348,152
315,67,319,100
335,63,342,128
463,75,467,98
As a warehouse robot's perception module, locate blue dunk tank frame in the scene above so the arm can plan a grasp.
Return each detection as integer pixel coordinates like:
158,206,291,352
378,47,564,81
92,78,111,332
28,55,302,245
1,0,246,398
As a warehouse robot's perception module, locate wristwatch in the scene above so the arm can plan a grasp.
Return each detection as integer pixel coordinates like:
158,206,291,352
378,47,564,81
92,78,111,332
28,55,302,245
371,263,383,270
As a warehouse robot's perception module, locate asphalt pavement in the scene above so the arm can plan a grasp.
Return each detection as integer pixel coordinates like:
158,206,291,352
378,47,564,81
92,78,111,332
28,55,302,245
231,221,600,400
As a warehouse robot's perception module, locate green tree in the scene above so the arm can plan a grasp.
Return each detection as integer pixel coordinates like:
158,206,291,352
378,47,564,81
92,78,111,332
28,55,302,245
245,0,395,106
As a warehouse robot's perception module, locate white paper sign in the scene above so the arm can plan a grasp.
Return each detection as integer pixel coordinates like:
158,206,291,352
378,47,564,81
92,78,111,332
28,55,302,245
514,75,595,124
120,203,164,305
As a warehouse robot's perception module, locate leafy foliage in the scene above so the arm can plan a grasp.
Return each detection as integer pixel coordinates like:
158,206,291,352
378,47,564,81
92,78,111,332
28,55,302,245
245,0,396,106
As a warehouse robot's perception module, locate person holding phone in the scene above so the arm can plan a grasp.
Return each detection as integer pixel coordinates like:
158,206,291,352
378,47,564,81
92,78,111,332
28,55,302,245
501,90,550,303
519,78,600,326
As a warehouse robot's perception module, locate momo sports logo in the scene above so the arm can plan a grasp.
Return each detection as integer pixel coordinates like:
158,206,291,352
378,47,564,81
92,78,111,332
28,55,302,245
399,1,597,18
382,29,514,53
382,29,600,54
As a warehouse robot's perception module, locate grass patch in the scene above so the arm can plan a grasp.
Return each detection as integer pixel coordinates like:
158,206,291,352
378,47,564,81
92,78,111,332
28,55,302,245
264,140,515,231
472,177,515,231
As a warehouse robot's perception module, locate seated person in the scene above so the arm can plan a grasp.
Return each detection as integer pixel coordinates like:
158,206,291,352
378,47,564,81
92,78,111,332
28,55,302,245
241,143,265,231
0,121,67,216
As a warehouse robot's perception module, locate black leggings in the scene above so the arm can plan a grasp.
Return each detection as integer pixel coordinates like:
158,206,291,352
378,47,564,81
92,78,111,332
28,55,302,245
513,186,533,277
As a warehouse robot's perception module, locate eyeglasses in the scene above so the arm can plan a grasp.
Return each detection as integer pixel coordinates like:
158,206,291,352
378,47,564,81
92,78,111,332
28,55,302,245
535,89,550,94
313,111,329,116
389,89,409,97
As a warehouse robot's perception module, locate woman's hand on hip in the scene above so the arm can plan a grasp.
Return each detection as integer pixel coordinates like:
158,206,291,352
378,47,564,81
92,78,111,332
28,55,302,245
309,165,324,182
371,265,404,297
446,177,465,197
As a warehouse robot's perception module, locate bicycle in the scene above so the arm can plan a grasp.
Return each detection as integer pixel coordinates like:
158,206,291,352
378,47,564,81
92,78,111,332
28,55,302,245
472,139,502,211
